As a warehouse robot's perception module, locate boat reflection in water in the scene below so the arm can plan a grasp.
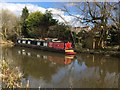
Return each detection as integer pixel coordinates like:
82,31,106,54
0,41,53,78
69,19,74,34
17,47,75,65
64,55,75,64
6,47,119,88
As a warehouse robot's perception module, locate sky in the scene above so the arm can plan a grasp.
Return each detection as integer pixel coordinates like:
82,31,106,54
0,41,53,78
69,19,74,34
1,0,119,2
0,2,85,27
0,1,119,27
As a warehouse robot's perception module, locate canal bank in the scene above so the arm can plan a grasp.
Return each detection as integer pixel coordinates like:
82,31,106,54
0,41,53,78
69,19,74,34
75,48,120,58
0,40,14,47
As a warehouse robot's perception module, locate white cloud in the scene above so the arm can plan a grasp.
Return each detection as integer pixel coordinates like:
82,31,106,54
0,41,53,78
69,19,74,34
47,8,64,16
0,2,83,27
0,3,46,15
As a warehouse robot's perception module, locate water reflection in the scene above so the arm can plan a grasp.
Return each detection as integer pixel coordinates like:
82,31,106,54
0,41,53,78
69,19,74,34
2,46,119,88
16,47,75,65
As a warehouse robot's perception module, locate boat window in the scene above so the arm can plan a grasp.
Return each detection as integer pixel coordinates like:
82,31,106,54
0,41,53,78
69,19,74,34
22,41,26,44
28,41,31,44
43,42,47,47
46,43,48,46
18,40,21,43
37,42,40,45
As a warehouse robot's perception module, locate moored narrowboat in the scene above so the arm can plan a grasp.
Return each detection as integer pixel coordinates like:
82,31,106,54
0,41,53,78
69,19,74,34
15,38,76,55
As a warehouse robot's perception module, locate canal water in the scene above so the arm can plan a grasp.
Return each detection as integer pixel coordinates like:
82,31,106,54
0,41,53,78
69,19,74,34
1,46,120,88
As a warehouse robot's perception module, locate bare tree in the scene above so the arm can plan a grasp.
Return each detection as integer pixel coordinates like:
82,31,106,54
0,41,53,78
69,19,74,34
0,9,20,40
61,2,120,48
62,2,119,26
54,14,79,46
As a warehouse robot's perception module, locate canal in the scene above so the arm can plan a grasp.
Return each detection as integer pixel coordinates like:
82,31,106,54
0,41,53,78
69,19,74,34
1,46,120,88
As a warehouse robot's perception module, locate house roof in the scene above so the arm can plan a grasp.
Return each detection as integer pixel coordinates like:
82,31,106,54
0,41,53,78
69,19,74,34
71,26,91,34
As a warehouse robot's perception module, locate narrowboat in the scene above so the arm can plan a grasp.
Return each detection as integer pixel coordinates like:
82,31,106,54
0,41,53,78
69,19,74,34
15,38,76,55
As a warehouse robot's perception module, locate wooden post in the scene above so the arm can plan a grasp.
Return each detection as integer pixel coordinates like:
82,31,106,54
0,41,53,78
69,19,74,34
101,40,104,49
93,38,96,49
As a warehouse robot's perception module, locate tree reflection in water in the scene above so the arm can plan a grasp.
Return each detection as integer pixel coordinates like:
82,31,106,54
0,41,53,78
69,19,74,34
2,46,119,88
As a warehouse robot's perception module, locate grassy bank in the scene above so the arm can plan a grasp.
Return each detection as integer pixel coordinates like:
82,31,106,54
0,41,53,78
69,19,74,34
0,60,29,88
0,39,14,47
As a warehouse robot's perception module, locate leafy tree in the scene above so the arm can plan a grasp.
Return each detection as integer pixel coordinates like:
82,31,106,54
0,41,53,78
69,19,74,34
48,23,73,41
42,10,58,37
21,6,29,37
26,10,58,38
42,10,58,26
26,11,44,38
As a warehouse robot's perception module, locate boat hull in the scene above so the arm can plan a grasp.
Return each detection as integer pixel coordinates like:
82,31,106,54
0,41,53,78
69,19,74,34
15,43,65,53
65,52,76,55
65,49,76,55
15,38,76,54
